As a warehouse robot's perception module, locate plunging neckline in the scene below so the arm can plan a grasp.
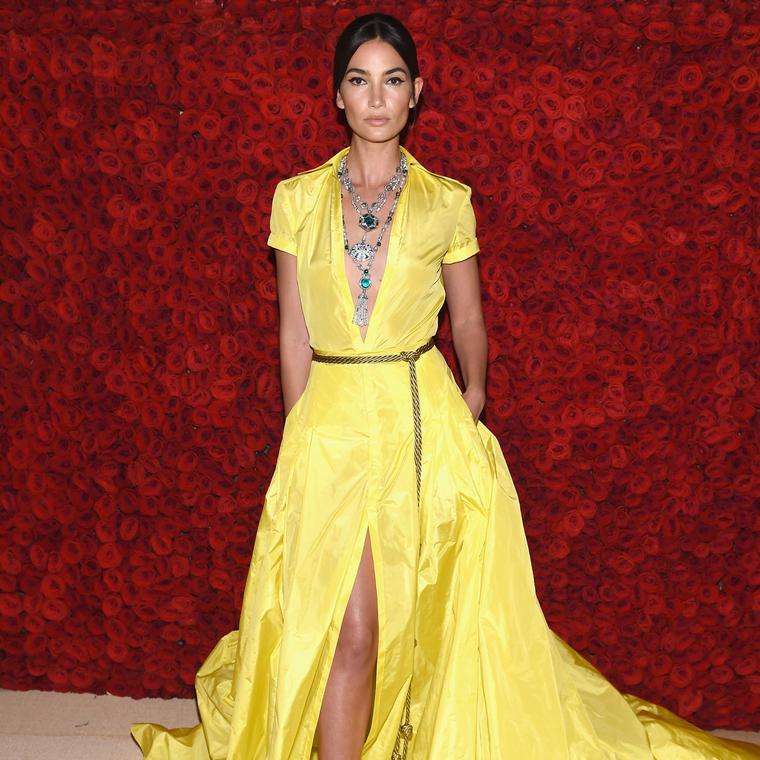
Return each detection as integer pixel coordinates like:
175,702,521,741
332,155,409,348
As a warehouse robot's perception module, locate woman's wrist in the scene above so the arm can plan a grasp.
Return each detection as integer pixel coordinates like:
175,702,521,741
464,383,485,400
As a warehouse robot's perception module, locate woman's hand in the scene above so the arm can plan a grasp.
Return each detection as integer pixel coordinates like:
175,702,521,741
462,385,486,422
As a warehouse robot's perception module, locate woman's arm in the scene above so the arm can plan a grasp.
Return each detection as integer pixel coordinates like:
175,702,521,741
275,249,312,418
442,254,487,421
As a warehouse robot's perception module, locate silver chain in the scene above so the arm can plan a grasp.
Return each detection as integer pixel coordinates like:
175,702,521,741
337,151,408,327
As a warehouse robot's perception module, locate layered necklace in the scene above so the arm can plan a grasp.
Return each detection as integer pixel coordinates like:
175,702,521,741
337,150,408,327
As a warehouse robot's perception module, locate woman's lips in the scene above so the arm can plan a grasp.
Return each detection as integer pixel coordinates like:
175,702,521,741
366,118,389,125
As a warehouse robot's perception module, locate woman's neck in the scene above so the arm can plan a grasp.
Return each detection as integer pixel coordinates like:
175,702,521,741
344,138,402,190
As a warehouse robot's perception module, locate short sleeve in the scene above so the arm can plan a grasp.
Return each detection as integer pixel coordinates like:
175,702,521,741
442,185,480,264
266,180,298,256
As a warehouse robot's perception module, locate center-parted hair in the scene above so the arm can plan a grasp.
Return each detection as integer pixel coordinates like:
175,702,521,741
333,12,421,130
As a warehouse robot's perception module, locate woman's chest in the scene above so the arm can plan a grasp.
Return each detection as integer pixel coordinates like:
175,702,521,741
291,173,456,346
296,177,454,280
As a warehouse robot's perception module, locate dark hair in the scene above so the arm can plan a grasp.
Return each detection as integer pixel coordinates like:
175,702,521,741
333,12,421,130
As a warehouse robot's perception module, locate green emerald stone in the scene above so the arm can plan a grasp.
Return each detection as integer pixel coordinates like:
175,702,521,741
360,213,379,230
360,276,371,288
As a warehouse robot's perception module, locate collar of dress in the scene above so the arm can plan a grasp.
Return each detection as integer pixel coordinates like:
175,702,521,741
325,144,420,176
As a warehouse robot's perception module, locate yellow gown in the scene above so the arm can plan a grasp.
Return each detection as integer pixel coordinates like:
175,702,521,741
131,145,760,759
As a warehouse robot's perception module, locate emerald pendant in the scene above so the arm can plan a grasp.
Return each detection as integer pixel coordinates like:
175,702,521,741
360,274,371,289
359,212,379,231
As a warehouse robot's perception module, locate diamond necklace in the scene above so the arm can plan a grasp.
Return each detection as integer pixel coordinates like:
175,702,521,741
337,151,408,327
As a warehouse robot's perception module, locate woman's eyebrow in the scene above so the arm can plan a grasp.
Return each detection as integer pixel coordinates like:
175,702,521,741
346,67,407,75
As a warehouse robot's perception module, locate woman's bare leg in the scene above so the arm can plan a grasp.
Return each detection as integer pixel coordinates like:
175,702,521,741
316,530,379,759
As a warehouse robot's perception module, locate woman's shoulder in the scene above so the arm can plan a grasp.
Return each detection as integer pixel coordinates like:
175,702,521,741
273,165,326,190
271,155,334,210
270,170,326,224
407,156,473,201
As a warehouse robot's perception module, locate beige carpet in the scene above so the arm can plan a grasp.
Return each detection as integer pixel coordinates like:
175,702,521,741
1,686,758,759
1,687,198,760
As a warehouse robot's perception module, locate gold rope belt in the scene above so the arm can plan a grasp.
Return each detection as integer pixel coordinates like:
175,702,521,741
310,334,435,760
311,335,435,511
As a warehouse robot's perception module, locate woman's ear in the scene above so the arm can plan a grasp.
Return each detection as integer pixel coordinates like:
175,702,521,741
411,77,423,108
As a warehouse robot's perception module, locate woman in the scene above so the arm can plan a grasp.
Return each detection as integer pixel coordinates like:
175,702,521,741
132,12,760,760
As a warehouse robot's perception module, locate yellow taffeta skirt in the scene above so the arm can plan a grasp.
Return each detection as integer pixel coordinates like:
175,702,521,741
131,340,760,760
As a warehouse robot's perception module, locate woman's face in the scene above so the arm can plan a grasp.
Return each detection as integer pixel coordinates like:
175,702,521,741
336,38,422,144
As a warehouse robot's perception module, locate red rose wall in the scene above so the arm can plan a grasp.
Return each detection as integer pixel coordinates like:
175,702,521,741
0,0,758,732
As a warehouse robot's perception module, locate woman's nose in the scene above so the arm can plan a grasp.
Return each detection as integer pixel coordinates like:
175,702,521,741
368,84,384,108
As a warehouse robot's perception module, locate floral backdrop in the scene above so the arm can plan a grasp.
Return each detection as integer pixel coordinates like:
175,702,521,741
0,0,758,731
